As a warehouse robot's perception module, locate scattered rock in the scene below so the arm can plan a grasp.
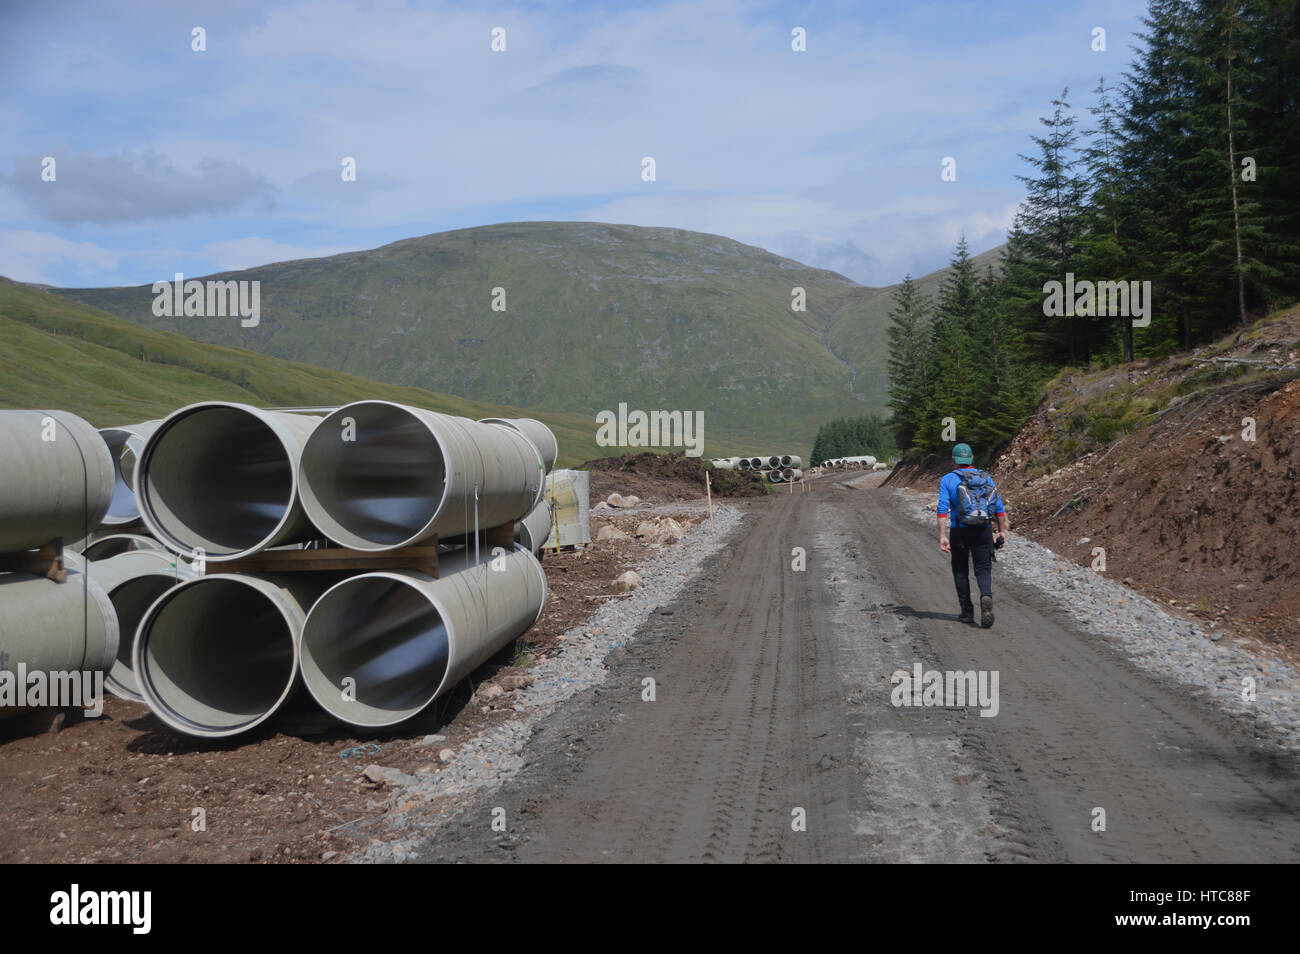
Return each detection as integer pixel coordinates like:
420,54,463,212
607,493,641,508
596,525,630,542
613,570,644,592
655,517,686,544
362,764,404,786
499,672,533,691
438,748,456,763
477,683,505,701
422,734,446,745
635,520,657,539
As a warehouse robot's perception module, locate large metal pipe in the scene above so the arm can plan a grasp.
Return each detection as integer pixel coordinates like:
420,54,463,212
81,533,165,561
298,545,547,728
515,499,554,554
781,455,803,468
136,403,322,561
478,418,558,475
768,470,783,483
0,410,114,553
0,568,118,676
766,456,781,469
98,421,161,527
737,458,752,471
133,573,335,737
298,401,544,551
88,549,195,702
749,457,763,469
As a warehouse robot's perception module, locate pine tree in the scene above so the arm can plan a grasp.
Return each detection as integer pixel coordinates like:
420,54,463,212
1120,0,1198,352
885,274,933,451
1181,0,1296,332
1009,89,1092,364
1079,76,1132,361
915,236,979,454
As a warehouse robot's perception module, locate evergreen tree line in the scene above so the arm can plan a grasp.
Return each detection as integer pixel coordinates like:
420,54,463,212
888,0,1300,460
809,415,896,464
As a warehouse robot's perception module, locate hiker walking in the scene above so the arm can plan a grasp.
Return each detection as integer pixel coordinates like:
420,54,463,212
937,443,1007,627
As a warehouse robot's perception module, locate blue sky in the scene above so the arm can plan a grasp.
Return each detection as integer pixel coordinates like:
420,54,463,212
0,0,1148,288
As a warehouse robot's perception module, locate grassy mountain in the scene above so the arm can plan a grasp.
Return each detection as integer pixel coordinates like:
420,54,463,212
0,277,633,467
54,222,1000,455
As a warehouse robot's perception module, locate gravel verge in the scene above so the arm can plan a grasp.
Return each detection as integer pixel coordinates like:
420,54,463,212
353,502,746,862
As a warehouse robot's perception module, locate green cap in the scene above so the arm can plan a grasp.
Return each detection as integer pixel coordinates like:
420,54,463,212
952,443,973,465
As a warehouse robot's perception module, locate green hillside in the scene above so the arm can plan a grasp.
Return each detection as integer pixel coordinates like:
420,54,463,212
52,222,1000,454
0,277,662,467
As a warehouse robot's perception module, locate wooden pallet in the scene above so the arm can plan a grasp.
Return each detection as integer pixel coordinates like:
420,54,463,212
217,522,517,578
0,539,67,582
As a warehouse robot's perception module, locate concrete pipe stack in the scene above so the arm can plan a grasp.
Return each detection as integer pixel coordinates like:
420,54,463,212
730,452,807,483
1,401,557,737
123,400,554,737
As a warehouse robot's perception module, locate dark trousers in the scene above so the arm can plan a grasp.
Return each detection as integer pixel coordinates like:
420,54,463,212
951,524,994,610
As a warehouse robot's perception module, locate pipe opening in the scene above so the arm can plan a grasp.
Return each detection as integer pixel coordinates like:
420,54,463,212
300,404,446,549
137,579,296,734
300,576,450,727
83,534,159,561
106,575,178,700
142,407,295,555
99,429,140,524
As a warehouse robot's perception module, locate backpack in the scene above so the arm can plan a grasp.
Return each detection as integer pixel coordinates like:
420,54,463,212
953,469,997,527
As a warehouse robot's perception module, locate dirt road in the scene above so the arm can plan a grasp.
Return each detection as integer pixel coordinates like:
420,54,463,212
416,477,1300,863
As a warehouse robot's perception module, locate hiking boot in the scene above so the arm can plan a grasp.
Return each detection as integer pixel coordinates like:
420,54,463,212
958,606,975,624
980,595,994,629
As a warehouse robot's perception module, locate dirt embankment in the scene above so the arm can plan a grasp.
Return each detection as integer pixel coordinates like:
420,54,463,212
892,306,1300,658
583,451,767,502
0,457,720,864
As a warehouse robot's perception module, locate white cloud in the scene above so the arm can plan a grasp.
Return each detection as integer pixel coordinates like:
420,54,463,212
0,230,119,285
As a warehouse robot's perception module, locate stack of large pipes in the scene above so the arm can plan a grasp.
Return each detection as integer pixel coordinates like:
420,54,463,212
0,402,557,739
724,454,804,482
820,455,878,470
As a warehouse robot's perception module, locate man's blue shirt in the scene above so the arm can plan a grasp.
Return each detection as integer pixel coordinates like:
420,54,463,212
938,466,1005,528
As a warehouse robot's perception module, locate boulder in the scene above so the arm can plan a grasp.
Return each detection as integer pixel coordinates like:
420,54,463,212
654,517,686,544
597,524,630,541
612,570,644,592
